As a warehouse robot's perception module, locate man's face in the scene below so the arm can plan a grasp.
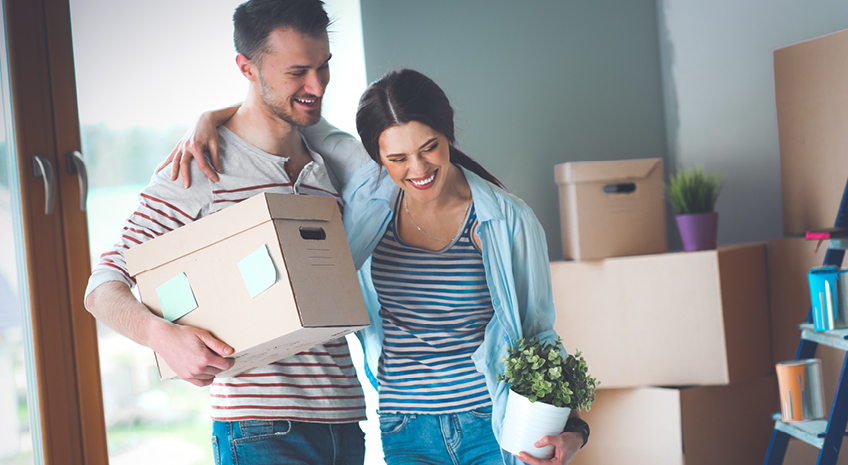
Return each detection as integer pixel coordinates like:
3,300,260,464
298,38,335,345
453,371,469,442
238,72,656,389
255,28,331,127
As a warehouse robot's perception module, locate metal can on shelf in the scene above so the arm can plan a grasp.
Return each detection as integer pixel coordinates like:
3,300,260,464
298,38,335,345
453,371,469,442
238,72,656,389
776,358,825,422
808,266,848,331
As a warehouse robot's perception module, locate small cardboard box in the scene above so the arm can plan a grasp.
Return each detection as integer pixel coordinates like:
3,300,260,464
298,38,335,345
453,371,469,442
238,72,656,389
571,376,778,465
551,243,771,388
126,193,369,379
554,158,667,261
774,29,848,236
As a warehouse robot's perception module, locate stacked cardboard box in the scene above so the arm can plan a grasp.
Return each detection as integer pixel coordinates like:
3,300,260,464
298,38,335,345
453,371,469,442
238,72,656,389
551,244,777,464
773,29,848,237
554,158,667,261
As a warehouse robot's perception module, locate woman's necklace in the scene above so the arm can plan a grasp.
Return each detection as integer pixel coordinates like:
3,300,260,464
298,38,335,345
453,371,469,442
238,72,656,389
403,191,472,242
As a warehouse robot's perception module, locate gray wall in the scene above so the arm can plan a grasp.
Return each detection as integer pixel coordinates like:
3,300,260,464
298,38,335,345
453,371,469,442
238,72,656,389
657,0,848,244
359,0,669,260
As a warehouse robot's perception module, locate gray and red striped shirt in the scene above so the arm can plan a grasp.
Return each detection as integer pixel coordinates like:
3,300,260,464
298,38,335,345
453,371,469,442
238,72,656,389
85,126,366,423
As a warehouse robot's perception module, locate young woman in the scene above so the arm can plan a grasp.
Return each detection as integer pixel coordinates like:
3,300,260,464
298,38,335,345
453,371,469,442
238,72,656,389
166,69,587,465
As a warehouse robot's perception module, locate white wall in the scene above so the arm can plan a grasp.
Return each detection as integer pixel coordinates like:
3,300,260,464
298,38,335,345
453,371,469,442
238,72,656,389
359,0,669,259
657,0,848,244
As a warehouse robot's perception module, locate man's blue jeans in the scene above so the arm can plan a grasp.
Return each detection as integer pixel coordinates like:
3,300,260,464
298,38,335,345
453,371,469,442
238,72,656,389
212,420,365,465
378,406,504,465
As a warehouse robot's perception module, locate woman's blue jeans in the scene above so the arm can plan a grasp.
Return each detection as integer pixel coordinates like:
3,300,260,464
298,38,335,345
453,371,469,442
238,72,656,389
212,420,365,465
379,406,504,465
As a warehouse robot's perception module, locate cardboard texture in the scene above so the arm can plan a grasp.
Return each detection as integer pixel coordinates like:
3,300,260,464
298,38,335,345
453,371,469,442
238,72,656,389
766,238,848,463
551,243,771,388
554,158,667,261
126,193,370,379
774,29,848,236
570,376,778,465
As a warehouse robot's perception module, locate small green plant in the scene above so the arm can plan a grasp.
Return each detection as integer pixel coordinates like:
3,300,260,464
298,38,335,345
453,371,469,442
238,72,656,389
497,336,598,410
666,166,723,215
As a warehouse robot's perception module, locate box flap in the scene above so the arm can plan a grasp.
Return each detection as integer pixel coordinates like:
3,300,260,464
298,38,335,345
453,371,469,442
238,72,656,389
555,158,663,184
126,193,279,276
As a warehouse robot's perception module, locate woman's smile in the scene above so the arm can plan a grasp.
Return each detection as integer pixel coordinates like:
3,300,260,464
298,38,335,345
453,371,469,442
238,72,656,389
407,170,438,189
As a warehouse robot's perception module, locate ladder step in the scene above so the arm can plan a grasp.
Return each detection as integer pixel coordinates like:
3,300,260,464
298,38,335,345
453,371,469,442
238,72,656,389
800,324,848,350
771,414,848,449
829,239,848,250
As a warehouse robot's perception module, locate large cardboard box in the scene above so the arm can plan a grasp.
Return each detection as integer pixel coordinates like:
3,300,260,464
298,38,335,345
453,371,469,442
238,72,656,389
774,29,848,236
126,193,369,379
554,158,667,261
766,238,848,464
551,243,771,388
571,376,778,465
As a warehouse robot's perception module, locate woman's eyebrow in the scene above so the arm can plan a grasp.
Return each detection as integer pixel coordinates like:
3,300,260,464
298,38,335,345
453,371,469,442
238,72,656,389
419,137,438,150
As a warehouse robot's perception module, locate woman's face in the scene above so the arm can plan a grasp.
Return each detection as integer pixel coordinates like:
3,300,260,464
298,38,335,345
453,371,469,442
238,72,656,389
378,121,453,204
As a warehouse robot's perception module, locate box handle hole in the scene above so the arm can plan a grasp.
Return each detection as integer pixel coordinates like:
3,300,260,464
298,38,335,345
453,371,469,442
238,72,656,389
299,226,326,240
602,182,636,194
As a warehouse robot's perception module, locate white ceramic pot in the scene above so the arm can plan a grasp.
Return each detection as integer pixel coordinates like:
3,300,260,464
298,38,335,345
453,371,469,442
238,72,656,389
500,389,572,459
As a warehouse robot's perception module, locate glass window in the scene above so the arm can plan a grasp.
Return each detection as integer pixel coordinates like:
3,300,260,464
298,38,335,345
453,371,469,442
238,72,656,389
0,0,38,461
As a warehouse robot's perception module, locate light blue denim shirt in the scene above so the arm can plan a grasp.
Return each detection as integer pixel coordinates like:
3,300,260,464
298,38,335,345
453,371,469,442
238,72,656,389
302,120,560,463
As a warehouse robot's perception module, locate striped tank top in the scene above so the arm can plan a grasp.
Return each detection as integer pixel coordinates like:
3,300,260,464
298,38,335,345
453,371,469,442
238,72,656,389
371,194,494,414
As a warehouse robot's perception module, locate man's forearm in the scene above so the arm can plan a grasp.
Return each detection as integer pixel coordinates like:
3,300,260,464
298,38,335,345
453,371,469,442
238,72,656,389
85,281,165,349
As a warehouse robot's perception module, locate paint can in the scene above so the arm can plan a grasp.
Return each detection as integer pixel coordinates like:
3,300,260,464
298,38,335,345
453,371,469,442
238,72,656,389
776,358,825,422
807,266,848,331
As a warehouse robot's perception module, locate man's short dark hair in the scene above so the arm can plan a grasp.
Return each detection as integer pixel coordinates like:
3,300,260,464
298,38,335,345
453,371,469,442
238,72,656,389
233,0,330,65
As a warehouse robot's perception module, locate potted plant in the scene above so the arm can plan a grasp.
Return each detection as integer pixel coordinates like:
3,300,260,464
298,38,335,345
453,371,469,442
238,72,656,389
497,336,598,459
666,166,724,252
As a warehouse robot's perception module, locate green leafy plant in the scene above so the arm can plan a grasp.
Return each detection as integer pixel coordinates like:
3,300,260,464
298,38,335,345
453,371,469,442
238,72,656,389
666,166,724,215
497,337,598,410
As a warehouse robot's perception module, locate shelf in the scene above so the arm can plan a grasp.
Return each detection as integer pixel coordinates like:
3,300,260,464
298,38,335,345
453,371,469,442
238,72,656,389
800,324,848,351
830,239,847,250
772,413,848,449
772,413,828,449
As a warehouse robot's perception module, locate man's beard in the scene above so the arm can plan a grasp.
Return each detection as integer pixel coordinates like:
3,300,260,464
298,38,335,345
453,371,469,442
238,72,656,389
259,73,321,127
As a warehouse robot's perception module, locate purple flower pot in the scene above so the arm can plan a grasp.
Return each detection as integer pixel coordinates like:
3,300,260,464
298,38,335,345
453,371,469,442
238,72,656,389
676,212,718,252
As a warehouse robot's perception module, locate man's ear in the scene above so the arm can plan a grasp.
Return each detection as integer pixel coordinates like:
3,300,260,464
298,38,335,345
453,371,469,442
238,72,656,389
236,53,259,82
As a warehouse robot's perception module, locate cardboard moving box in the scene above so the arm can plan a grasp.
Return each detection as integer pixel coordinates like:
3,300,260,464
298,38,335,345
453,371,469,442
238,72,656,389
570,376,778,465
552,243,771,388
554,158,667,261
774,29,848,236
126,193,369,379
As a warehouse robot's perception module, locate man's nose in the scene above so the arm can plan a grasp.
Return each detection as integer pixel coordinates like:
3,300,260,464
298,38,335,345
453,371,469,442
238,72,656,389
303,71,326,97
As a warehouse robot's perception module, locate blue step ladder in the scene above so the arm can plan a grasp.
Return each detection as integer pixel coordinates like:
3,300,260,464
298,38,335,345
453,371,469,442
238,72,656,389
765,177,848,465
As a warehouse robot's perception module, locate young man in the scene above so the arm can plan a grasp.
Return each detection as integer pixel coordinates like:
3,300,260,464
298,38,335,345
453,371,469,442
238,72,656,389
84,1,366,463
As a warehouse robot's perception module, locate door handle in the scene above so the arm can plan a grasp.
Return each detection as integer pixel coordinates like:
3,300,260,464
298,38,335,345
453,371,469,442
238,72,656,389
66,150,88,211
32,154,55,215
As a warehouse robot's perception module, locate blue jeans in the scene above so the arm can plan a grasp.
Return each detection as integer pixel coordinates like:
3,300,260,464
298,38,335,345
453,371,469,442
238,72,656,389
212,420,365,465
379,406,504,465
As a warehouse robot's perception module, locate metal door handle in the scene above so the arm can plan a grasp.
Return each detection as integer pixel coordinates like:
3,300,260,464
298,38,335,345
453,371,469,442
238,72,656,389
32,154,55,215
66,150,88,211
